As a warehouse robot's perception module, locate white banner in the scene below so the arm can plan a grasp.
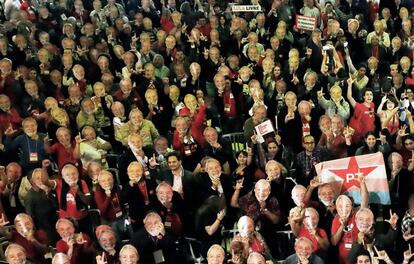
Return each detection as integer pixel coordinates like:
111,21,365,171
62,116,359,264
231,5,262,12
296,15,317,31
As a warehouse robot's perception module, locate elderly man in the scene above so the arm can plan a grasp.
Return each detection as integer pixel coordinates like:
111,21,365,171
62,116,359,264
121,161,157,230
95,227,120,264
0,213,48,263
4,117,47,173
197,158,233,210
232,216,272,260
243,104,268,143
118,133,152,186
5,243,37,264
284,237,324,264
238,179,281,257
203,127,234,173
0,162,25,221
130,212,180,264
43,163,92,233
153,182,184,237
55,218,93,264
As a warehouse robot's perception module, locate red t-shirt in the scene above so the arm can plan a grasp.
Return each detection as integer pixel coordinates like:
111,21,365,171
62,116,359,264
349,103,375,143
331,213,358,264
11,230,48,262
55,179,90,220
49,142,79,171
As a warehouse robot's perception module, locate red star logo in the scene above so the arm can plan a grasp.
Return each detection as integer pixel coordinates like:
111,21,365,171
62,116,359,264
328,156,377,193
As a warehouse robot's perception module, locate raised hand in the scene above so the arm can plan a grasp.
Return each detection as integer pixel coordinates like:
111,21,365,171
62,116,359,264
374,245,390,262
217,209,226,221
403,231,414,241
149,154,159,167
384,209,398,228
0,213,9,226
235,178,244,190
317,87,325,98
398,125,408,138
96,252,107,264
404,244,414,262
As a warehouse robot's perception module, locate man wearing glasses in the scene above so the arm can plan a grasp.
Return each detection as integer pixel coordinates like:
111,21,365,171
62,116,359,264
296,135,328,186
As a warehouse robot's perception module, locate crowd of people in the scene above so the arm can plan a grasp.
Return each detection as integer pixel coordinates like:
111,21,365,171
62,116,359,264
0,0,414,263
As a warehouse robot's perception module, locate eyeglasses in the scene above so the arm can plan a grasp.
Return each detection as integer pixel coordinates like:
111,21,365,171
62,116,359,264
304,141,315,145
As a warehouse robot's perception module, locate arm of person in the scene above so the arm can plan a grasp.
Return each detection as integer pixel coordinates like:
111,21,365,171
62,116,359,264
359,172,369,209
230,188,241,208
97,137,112,151
313,229,330,250
346,76,357,108
381,108,399,129
262,207,280,225
331,220,345,246
205,210,225,236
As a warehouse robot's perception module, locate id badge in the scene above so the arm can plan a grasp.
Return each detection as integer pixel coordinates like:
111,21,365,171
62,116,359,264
224,104,231,112
153,250,165,264
165,221,172,228
344,243,352,249
29,152,38,163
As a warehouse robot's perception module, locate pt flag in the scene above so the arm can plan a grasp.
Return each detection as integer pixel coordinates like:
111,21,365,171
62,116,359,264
315,152,390,205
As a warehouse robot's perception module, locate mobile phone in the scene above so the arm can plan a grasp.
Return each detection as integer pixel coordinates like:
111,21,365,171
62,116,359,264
344,42,348,48
322,45,330,51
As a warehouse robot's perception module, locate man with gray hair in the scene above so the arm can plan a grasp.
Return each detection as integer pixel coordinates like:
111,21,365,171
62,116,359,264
284,237,324,263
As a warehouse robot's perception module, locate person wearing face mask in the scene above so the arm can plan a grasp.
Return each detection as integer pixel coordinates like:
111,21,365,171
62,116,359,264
44,127,81,172
0,213,48,263
116,108,160,149
232,216,272,260
42,163,92,234
112,79,145,116
347,207,398,264
305,182,337,236
25,167,58,244
0,59,22,106
4,117,47,173
5,243,37,264
289,207,330,259
143,88,173,137
317,85,350,121
76,98,98,130
78,125,112,170
257,160,294,217
153,182,184,237
318,115,350,159
94,170,127,240
387,152,412,216
55,218,94,264
130,211,180,264
94,227,120,264
331,174,369,264
284,237,324,264
236,179,281,256
118,133,153,185
0,94,22,151
122,162,157,231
